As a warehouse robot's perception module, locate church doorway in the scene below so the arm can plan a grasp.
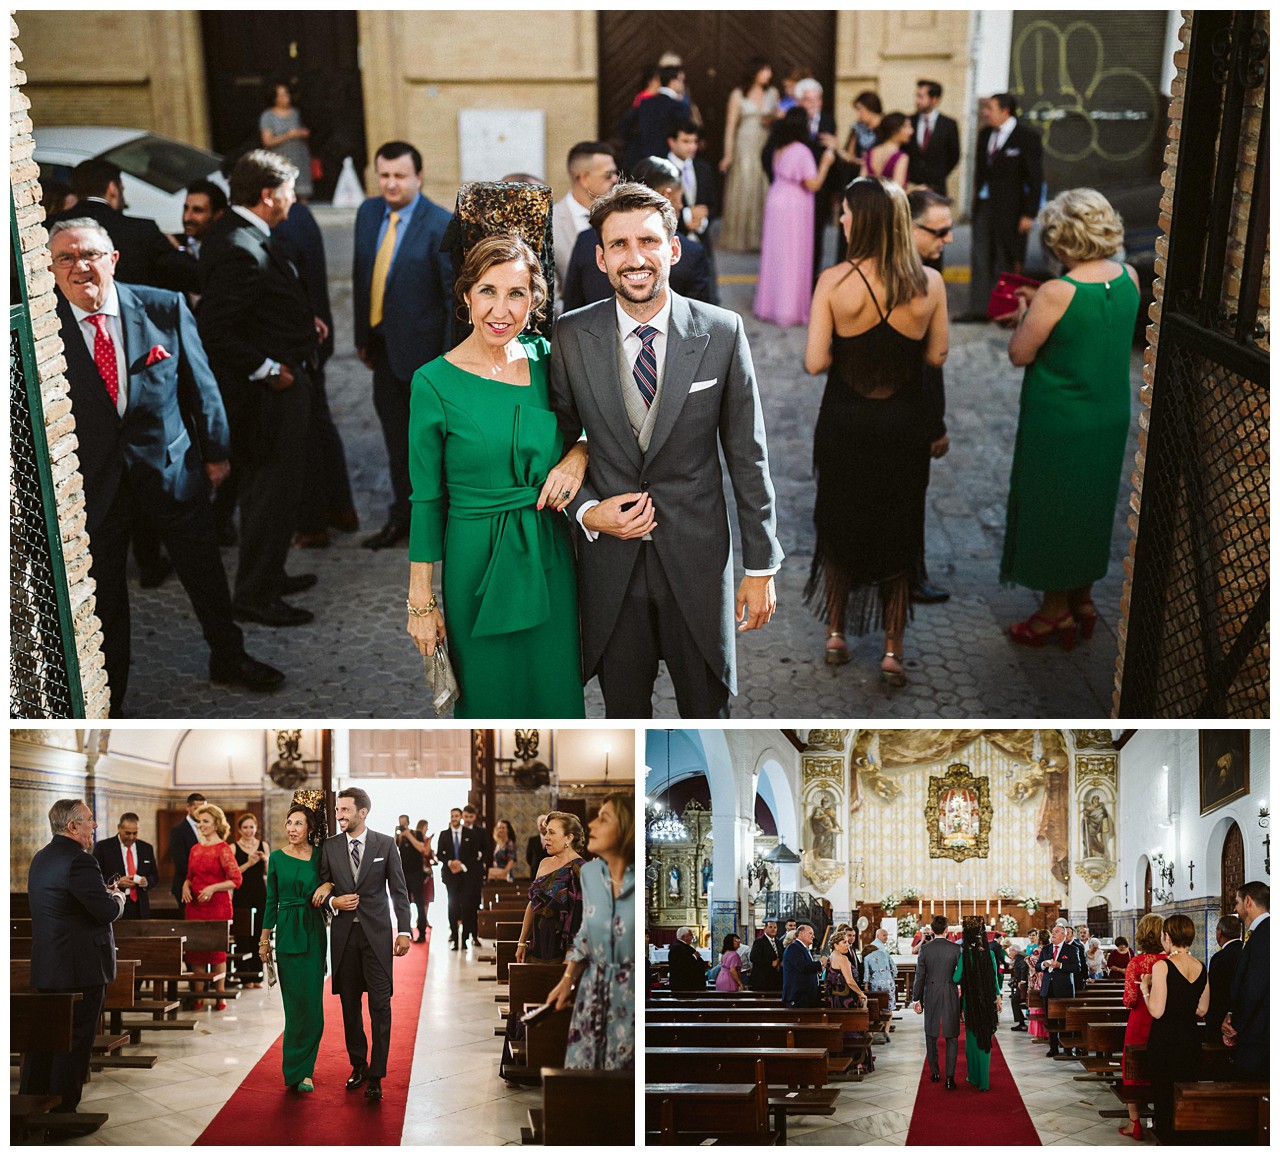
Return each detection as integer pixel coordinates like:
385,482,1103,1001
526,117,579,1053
1221,821,1244,914
1086,898,1110,940
596,12,837,171
1143,860,1153,914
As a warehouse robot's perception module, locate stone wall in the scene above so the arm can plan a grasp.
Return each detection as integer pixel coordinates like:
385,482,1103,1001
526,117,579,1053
10,17,109,718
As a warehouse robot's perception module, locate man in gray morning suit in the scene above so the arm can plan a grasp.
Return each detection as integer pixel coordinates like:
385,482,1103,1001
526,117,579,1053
550,181,783,719
318,787,412,1101
913,915,962,1087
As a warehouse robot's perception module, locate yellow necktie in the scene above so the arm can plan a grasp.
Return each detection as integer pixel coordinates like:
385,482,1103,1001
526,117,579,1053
369,210,400,329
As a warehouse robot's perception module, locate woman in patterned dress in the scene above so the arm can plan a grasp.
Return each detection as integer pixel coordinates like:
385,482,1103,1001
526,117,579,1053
183,804,242,1011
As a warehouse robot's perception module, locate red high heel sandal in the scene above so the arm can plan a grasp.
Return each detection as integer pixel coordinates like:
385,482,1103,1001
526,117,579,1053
1008,612,1077,652
1118,1120,1144,1141
1073,602,1099,640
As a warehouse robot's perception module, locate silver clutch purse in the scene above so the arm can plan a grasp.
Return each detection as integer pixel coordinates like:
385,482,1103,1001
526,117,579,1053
425,641,460,716
264,953,279,989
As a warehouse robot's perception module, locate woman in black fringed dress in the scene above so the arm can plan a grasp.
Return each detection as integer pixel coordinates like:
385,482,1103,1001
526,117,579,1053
804,176,948,686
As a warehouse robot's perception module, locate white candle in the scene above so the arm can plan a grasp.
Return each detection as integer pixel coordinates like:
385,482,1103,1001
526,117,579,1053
986,899,990,916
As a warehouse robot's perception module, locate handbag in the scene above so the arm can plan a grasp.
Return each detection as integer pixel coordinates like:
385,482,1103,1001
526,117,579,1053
424,641,460,716
988,271,1042,320
264,952,279,989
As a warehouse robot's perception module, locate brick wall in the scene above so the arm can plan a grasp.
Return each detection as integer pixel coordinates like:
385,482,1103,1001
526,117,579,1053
11,17,110,718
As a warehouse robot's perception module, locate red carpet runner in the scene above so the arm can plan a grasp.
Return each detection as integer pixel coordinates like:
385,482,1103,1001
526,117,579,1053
904,1026,1040,1145
197,929,431,1145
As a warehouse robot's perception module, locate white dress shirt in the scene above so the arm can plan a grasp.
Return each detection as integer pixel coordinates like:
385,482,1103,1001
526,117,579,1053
552,192,592,301
69,283,128,417
916,108,940,149
978,117,1018,201
1249,911,1269,933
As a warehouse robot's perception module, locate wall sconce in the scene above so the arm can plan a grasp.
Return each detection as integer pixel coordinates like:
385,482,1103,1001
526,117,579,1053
1124,881,1129,906
1151,853,1175,904
1259,802,1270,876
1188,860,1196,892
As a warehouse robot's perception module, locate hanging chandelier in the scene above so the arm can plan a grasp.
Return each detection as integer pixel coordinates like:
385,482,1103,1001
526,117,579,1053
646,729,689,843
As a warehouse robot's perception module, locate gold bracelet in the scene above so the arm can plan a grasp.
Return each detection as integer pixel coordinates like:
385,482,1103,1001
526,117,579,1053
406,595,438,617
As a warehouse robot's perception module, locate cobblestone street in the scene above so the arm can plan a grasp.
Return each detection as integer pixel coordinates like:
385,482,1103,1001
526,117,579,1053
125,216,1141,719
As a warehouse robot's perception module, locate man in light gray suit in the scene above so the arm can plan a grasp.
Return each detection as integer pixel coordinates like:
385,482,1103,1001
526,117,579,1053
318,787,412,1101
912,914,962,1088
550,181,783,718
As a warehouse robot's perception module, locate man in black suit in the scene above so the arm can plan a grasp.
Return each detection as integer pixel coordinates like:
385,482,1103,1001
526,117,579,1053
748,919,784,991
199,149,324,627
1205,914,1243,1040
667,120,720,305
436,807,485,950
782,922,825,1008
622,66,686,170
964,93,1044,321
169,792,205,911
669,926,709,991
20,799,125,1113
908,80,961,197
525,814,548,878
796,79,839,281
50,159,186,290
92,813,158,919
1038,924,1085,1056
913,914,963,1086
461,804,492,947
49,220,283,714
1224,881,1269,1078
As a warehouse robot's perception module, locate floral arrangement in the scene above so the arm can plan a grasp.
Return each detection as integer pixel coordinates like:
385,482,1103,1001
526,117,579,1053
898,914,920,939
1022,894,1040,913
880,893,900,912
1000,914,1019,936
996,886,1018,899
900,886,919,901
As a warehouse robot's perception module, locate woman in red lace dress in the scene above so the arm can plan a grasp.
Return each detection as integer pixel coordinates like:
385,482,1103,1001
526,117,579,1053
1118,913,1167,1140
184,804,243,1010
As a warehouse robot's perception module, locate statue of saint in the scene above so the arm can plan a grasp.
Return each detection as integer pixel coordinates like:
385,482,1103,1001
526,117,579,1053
1082,793,1113,858
809,793,841,860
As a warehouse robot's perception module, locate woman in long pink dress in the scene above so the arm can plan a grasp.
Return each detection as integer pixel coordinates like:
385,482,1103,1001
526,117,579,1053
754,108,836,327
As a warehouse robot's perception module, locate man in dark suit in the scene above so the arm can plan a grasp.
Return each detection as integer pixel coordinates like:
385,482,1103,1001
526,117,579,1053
908,80,961,197
1205,914,1243,1040
92,812,158,919
435,807,485,950
169,792,205,911
964,93,1044,321
796,79,839,281
20,799,125,1113
667,120,720,305
50,159,186,290
782,922,824,1008
319,787,412,1101
525,814,548,878
1224,880,1269,1078
1038,924,1085,1056
669,926,709,991
913,914,963,1086
352,140,454,551
199,149,324,626
621,67,686,170
461,804,492,947
49,220,282,714
748,919,784,991
550,182,783,719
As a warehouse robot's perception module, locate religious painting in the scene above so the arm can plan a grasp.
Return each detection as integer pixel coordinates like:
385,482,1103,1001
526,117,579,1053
925,764,992,862
1199,731,1250,815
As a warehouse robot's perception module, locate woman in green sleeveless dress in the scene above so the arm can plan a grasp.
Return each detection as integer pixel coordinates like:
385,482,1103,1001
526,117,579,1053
1000,188,1140,650
261,802,328,1092
406,235,586,718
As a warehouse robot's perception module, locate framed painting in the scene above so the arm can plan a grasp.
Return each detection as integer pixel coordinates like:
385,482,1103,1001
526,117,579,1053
926,764,992,862
1199,731,1250,815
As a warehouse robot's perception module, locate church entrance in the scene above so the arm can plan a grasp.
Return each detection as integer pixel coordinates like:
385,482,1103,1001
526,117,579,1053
596,12,837,170
1221,821,1244,914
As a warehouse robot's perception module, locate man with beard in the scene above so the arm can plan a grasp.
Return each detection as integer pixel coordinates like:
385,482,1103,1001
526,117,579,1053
549,181,783,718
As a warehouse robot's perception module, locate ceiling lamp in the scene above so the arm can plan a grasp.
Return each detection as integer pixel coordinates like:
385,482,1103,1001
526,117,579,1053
763,840,801,864
646,730,689,843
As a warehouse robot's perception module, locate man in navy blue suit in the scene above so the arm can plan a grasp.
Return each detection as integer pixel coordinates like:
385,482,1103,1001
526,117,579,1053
92,812,158,919
1038,922,1085,1056
352,140,454,550
782,922,825,1007
20,799,125,1113
50,218,282,715
1225,880,1269,1078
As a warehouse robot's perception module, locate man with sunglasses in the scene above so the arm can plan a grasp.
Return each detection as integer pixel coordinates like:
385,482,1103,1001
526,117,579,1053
908,189,956,605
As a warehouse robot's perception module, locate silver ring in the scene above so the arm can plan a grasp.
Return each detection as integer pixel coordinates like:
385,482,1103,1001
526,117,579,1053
560,489,571,499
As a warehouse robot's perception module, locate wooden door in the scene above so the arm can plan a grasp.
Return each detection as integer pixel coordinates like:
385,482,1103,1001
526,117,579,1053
597,11,837,170
1143,861,1153,914
1221,822,1244,914
1086,901,1110,940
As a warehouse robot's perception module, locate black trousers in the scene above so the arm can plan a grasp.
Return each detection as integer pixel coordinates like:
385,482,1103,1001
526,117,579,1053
20,983,105,1111
335,921,392,1078
370,334,413,528
1011,988,1027,1026
403,871,427,933
296,365,356,534
968,199,1029,316
233,370,312,605
462,883,482,943
925,1032,959,1078
443,880,466,942
597,542,730,719
89,481,245,716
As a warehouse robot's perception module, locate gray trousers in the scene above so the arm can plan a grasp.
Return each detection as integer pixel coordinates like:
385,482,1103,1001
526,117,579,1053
926,1032,959,1079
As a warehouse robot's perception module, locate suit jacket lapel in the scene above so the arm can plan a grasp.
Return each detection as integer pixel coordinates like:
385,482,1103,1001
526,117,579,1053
644,293,708,466
117,284,149,416
57,296,121,421
385,201,427,294
583,303,643,469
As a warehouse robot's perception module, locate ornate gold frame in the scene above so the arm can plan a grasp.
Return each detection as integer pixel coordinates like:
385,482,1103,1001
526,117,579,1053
925,763,992,862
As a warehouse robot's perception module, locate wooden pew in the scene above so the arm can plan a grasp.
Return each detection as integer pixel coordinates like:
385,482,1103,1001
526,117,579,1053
11,992,108,1141
647,1047,838,1142
90,960,152,1070
521,1067,634,1143
1168,1081,1270,1144
113,924,232,1004
478,904,526,940
503,963,570,1082
646,1021,843,1054
646,1075,776,1145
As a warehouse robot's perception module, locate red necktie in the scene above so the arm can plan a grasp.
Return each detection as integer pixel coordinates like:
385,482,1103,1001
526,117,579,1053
87,313,120,407
922,119,932,152
125,844,138,902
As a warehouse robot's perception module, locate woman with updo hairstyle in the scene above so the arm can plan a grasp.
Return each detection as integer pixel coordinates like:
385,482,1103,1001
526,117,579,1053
1000,188,1139,651
862,112,913,188
406,233,587,717
183,804,242,1010
1117,912,1168,1139
232,812,270,987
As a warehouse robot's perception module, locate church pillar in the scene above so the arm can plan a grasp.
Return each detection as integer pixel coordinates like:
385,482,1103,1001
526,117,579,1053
709,809,750,959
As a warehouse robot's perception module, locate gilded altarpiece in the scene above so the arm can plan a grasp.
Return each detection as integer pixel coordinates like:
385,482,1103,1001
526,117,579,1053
645,801,713,943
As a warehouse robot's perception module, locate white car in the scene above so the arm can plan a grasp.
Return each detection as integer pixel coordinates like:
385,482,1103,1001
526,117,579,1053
33,126,227,234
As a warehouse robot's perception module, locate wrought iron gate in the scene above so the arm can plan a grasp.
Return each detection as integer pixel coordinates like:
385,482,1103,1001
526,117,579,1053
1118,11,1269,718
10,209,85,717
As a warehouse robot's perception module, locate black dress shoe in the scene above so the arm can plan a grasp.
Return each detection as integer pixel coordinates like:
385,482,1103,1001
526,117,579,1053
209,654,285,692
945,1078,957,1089
930,1072,940,1083
139,557,174,589
910,581,951,604
414,930,426,943
362,522,409,551
281,572,318,595
232,598,314,627
345,1064,368,1091
450,941,459,951
328,508,360,533
1011,1023,1028,1032
364,1077,383,1101
1046,1048,1059,1058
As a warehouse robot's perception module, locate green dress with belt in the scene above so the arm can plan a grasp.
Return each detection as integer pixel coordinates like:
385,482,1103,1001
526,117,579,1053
264,848,327,1087
952,952,1004,1090
1000,271,1139,591
408,335,585,718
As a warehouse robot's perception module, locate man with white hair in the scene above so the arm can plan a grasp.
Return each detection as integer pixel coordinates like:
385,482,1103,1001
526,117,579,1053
668,925,708,991
795,78,838,281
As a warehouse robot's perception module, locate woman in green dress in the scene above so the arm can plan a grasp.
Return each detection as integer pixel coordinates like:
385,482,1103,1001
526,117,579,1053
406,234,587,717
260,800,329,1093
1000,188,1140,650
952,917,1003,1090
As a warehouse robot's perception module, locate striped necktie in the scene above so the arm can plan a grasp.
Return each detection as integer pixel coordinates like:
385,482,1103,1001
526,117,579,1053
632,324,659,407
350,837,361,876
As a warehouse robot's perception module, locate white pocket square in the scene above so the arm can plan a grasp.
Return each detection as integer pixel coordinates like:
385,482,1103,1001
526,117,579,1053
689,378,718,393
373,856,385,862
